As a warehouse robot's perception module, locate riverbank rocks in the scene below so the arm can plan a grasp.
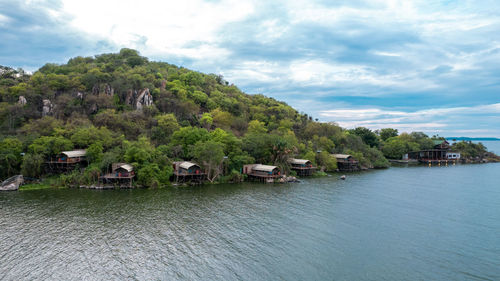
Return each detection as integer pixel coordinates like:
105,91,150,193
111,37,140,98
0,175,24,191
279,176,300,183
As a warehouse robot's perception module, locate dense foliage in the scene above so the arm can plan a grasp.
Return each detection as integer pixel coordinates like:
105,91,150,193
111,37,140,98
0,49,493,185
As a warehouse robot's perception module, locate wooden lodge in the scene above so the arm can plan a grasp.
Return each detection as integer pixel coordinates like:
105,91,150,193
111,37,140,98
173,161,206,184
45,150,87,172
407,140,457,164
243,164,281,183
332,154,360,172
288,158,316,176
99,163,135,188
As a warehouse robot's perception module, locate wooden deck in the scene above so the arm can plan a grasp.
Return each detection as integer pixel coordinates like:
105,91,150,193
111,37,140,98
173,172,206,184
418,159,459,166
290,166,317,176
245,173,280,183
99,174,134,188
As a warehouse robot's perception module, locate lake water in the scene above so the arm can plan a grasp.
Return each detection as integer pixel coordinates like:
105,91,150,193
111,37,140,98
1,163,500,280
479,140,500,154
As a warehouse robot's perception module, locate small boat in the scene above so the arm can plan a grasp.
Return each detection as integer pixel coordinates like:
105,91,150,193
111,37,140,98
340,175,346,180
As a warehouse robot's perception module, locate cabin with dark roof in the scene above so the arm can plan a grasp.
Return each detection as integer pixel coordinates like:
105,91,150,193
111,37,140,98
45,150,87,172
172,161,206,184
407,140,455,164
243,164,281,183
288,158,316,176
99,163,135,188
332,154,360,172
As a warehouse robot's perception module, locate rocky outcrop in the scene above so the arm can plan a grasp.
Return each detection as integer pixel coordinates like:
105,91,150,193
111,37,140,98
104,84,114,96
91,84,114,95
0,175,24,191
136,88,153,110
125,89,134,106
92,84,100,95
42,99,53,116
18,96,27,105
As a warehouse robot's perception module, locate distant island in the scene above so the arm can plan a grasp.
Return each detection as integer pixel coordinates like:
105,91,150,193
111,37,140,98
446,137,500,141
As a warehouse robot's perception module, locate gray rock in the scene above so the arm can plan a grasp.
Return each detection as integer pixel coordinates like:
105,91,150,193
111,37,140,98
92,84,100,95
104,84,114,96
136,88,153,110
0,175,24,191
42,99,53,116
18,96,27,105
125,89,134,105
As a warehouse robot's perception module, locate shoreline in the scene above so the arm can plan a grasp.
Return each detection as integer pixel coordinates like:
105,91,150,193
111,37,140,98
14,161,500,191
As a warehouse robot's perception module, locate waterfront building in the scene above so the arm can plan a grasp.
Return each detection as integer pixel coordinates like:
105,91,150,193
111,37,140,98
99,163,135,188
288,158,316,176
243,164,281,182
332,154,359,172
45,150,87,172
172,161,206,184
408,140,454,164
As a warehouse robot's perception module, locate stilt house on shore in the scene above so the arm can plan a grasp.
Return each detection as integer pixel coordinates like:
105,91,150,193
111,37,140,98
45,150,87,172
288,158,316,176
243,164,281,183
173,161,206,184
332,154,359,172
407,140,460,164
99,163,135,188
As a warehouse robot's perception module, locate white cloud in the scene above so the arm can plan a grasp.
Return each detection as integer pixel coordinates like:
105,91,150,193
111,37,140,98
319,103,500,136
0,13,10,26
58,0,255,60
286,59,438,91
373,51,402,57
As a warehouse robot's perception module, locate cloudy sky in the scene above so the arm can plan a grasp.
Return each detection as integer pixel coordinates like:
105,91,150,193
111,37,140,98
1,0,499,137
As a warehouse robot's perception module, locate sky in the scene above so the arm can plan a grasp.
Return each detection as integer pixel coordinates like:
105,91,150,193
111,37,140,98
1,0,499,137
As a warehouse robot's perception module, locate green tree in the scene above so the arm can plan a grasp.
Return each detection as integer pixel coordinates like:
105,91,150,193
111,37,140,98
86,142,103,164
382,137,419,159
170,126,210,158
350,127,380,147
70,126,114,148
29,136,73,157
192,140,225,182
316,151,337,171
21,153,44,178
0,137,23,178
137,164,161,187
211,109,233,130
247,120,267,134
377,128,398,141
152,113,180,145
200,113,213,129
124,137,154,166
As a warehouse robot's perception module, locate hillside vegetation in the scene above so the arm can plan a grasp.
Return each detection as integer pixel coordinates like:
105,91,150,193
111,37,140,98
0,49,493,186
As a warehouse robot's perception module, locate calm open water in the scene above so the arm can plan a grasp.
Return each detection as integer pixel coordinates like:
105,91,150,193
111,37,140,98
1,163,500,280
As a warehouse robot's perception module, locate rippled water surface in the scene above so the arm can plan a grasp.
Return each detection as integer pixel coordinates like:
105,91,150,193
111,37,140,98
1,163,500,280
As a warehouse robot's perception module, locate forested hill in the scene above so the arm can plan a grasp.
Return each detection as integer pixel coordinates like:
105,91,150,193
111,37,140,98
0,49,493,186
